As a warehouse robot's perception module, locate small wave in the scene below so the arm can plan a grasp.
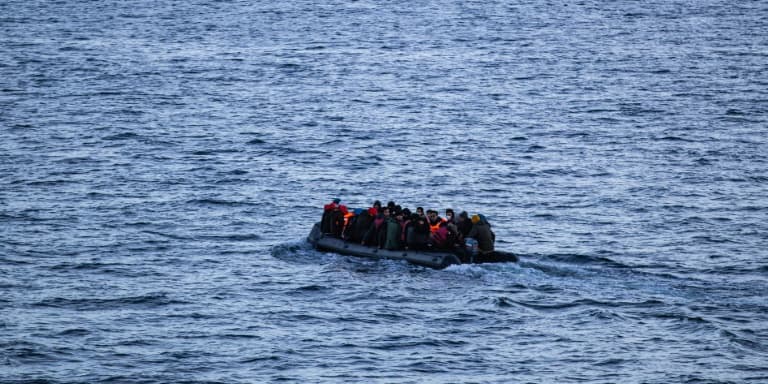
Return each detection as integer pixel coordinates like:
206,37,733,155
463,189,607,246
214,177,250,185
0,257,31,265
199,234,261,241
106,108,145,116
26,179,77,186
2,379,58,384
691,235,738,244
218,333,261,339
288,313,326,322
654,135,696,142
270,241,313,257
54,156,102,165
395,360,450,374
536,253,629,269
277,62,302,70
190,149,243,156
582,308,626,320
720,330,768,353
48,261,122,271
295,284,329,292
542,168,570,175
270,240,343,267
444,260,524,277
370,337,468,352
511,298,665,313
33,292,185,310
509,298,603,312
320,139,344,145
0,340,76,366
727,205,767,212
115,339,158,346
57,328,90,336
649,311,711,325
493,296,515,308
240,355,280,363
594,357,628,366
102,132,140,141
85,191,114,199
186,198,259,207
142,230,191,240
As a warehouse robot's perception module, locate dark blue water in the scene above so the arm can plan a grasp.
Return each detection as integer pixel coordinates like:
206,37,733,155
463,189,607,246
2,1,767,382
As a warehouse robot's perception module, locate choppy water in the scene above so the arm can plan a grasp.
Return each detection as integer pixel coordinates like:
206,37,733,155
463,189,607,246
2,1,768,382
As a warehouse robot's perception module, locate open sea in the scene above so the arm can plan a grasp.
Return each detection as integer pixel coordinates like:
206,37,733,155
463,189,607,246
2,1,767,383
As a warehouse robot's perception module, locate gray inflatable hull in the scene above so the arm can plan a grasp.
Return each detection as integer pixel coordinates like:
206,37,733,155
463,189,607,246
307,223,517,269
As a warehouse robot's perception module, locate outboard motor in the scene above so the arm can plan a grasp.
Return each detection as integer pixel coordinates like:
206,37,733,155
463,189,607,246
464,238,479,263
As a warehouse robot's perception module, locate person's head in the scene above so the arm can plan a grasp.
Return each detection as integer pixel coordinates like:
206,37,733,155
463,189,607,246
373,200,382,209
445,208,454,219
332,198,341,204
471,214,481,224
427,210,438,220
458,211,468,222
395,211,403,221
387,201,396,209
416,207,424,216
382,207,390,217
402,208,411,217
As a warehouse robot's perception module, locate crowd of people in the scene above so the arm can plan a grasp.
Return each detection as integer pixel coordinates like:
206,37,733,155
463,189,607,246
319,198,496,254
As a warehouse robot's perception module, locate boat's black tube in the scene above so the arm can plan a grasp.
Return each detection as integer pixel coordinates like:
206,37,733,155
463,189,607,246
306,223,516,269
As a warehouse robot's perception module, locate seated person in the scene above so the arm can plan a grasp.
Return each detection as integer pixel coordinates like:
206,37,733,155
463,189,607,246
467,214,495,253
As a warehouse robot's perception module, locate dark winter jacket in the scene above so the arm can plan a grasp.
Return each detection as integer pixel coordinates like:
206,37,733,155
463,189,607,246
467,221,495,252
407,218,431,249
349,211,373,242
456,219,473,238
383,217,402,250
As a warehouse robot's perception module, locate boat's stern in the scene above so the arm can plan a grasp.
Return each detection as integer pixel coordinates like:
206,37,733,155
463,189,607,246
306,222,323,246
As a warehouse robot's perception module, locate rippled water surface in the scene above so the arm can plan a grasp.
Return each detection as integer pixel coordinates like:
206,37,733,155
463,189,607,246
2,1,768,382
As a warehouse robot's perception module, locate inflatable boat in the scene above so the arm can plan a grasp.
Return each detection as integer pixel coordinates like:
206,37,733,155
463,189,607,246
307,223,518,269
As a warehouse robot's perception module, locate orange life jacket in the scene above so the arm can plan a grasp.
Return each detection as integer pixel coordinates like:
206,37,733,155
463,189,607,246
343,210,354,226
429,218,445,233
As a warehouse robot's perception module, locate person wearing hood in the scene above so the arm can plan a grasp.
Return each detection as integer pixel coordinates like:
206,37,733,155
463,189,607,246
383,209,404,250
345,208,366,242
407,213,430,250
363,206,389,247
456,211,473,239
467,214,495,253
321,198,343,235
